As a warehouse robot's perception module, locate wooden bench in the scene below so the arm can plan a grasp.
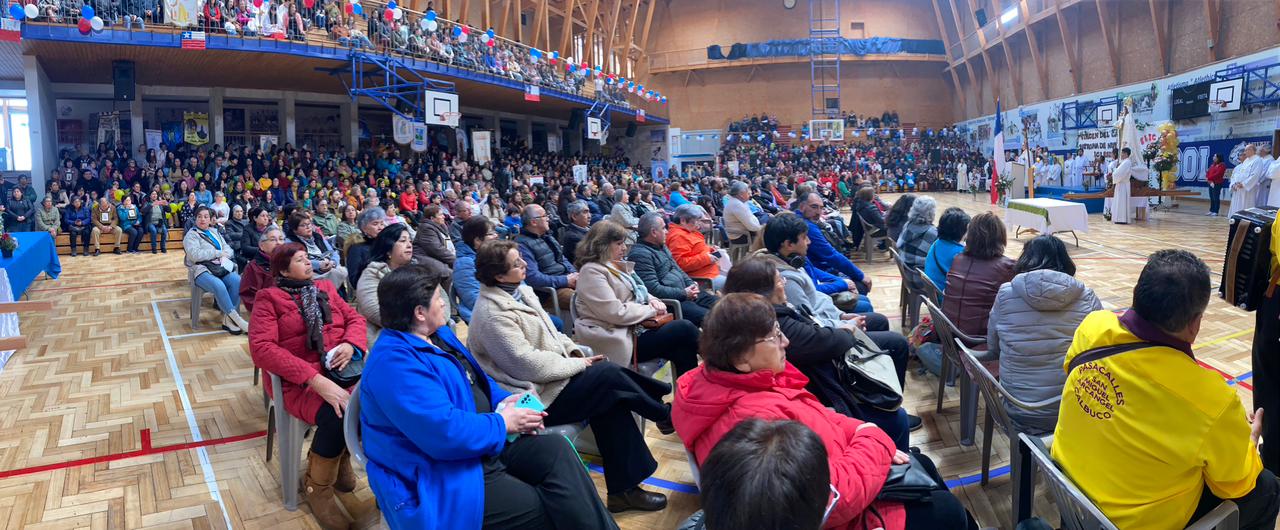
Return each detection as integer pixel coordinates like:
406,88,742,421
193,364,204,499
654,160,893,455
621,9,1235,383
52,228,187,255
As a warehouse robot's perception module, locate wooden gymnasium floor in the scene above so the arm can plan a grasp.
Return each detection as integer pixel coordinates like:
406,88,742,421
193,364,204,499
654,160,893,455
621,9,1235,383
0,192,1256,530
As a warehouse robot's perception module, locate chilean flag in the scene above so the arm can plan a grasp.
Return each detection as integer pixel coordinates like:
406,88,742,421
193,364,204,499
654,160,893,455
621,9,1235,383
524,85,540,102
991,99,1002,205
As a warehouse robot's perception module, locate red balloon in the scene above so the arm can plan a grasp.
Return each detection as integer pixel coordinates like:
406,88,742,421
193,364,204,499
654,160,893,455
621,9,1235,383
302,0,314,8
78,18,92,34
383,7,393,20
252,0,262,7
344,3,353,14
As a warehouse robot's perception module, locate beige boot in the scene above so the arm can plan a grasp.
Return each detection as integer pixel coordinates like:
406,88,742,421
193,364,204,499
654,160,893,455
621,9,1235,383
304,451,353,530
335,450,356,493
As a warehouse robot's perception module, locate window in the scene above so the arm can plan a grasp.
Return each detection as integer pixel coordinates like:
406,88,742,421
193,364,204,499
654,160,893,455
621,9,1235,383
999,6,1018,24
0,98,28,171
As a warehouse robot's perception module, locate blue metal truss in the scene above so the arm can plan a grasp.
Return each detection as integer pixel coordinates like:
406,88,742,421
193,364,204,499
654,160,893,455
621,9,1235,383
325,50,457,121
586,101,612,141
809,0,841,119
1061,96,1119,130
1216,62,1280,107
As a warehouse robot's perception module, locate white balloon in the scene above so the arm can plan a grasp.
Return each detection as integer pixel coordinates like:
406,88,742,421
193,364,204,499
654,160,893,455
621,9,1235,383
23,4,38,19
425,19,437,31
392,7,402,20
90,16,104,31
458,32,467,43
246,19,259,31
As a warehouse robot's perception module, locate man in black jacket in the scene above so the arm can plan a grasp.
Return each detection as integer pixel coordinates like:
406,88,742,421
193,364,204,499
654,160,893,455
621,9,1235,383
627,212,718,326
559,200,591,264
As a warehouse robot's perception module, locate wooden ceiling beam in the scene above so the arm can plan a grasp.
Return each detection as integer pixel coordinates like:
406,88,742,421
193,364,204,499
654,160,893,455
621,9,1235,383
639,0,657,54
1053,0,1080,94
623,0,641,59
928,0,967,111
559,0,576,55
459,0,472,26
1019,0,1049,100
967,0,999,107
1095,0,1120,85
584,0,601,64
605,0,623,69
1148,0,1170,74
1204,0,1221,62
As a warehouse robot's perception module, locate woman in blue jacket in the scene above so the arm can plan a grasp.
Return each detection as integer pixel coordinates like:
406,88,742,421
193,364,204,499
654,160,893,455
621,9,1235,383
360,265,617,530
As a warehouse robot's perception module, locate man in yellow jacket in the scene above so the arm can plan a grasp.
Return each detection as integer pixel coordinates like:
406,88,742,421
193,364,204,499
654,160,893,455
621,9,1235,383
1053,249,1278,529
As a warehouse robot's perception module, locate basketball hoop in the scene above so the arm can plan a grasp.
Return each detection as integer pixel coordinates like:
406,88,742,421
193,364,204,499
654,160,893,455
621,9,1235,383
437,111,462,127
1208,100,1228,116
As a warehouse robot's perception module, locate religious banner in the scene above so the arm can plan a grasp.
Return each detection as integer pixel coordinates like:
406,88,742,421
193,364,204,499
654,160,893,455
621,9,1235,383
183,112,210,145
393,115,413,145
259,135,278,152
144,129,162,152
411,122,429,152
727,160,740,176
472,130,492,164
97,112,120,147
164,0,200,27
572,164,587,184
162,122,183,147
529,175,544,186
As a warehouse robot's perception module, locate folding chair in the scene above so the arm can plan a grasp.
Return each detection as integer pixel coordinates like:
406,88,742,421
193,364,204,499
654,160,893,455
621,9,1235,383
857,216,889,262
887,246,928,330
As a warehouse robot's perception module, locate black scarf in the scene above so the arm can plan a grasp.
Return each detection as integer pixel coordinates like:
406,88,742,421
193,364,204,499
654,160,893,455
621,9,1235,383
276,276,332,354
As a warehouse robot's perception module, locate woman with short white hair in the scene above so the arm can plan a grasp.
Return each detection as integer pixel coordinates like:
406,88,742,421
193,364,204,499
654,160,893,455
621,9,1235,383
896,195,937,270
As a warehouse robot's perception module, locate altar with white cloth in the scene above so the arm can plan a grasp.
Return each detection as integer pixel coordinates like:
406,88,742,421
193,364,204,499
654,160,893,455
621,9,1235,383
1004,198,1089,246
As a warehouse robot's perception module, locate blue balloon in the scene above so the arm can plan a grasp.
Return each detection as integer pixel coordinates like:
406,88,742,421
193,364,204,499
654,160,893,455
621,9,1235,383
9,3,24,19
386,1,395,9
81,4,93,18
486,29,494,39
452,26,462,37
352,3,362,15
425,9,436,21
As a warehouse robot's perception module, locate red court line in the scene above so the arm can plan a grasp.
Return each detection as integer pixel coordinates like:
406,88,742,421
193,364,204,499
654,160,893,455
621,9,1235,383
0,428,267,480
1198,360,1254,391
28,279,184,293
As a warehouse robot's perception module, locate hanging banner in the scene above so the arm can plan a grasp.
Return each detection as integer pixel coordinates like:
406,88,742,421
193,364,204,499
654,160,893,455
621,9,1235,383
0,18,21,42
472,130,492,164
393,115,414,145
547,132,561,153
97,112,120,147
572,164,588,184
411,122,429,152
145,129,162,152
183,112,210,145
162,122,183,147
164,0,200,27
259,135,278,152
1174,135,1272,188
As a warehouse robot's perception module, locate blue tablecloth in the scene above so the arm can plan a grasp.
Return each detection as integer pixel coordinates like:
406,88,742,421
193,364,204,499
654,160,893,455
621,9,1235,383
0,232,61,299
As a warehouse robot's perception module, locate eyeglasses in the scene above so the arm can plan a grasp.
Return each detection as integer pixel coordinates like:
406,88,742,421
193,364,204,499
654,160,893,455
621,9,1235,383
755,323,784,345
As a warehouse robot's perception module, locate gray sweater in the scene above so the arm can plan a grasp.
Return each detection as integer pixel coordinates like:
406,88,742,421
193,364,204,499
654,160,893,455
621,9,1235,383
987,269,1101,435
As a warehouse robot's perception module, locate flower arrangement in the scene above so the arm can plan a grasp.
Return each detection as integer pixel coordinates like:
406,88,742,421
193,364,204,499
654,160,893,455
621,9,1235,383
0,233,17,258
995,174,1015,206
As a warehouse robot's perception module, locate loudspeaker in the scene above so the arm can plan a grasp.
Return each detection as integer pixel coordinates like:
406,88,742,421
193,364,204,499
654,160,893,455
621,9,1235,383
113,61,136,102
974,8,987,27
568,110,582,129
625,121,637,137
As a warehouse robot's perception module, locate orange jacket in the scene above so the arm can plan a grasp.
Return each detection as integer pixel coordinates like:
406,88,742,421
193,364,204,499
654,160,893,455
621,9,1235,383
666,222,718,279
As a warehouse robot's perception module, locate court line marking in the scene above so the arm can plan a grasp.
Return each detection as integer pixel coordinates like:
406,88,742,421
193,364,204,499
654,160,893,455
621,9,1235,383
151,300,236,530
0,428,266,480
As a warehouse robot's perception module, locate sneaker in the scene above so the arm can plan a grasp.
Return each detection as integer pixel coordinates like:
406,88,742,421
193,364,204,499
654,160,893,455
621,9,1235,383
92,249,100,256
222,314,243,335
1205,211,1215,216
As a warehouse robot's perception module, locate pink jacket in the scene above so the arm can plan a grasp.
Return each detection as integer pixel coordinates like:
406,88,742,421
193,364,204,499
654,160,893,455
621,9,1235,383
672,363,905,530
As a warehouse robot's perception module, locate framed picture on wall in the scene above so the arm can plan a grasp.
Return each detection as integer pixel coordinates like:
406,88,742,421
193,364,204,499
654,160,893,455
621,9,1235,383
57,119,84,145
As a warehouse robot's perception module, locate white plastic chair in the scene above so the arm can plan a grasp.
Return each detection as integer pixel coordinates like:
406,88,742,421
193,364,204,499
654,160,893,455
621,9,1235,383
264,371,309,511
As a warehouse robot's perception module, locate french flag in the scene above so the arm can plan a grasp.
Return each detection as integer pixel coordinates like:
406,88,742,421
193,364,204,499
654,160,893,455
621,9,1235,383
991,99,1002,205
524,85,540,102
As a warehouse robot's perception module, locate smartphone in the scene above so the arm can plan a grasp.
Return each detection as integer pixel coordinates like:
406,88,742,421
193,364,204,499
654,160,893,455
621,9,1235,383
505,392,545,441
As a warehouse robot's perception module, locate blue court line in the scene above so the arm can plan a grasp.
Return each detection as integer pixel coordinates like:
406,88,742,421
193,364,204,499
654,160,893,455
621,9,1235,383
586,460,1013,494
1229,371,1255,386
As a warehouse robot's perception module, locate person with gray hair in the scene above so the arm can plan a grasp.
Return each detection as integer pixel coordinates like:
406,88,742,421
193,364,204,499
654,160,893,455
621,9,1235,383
723,180,763,262
345,206,387,290
596,182,617,215
628,211,720,326
896,196,938,270
516,203,579,310
668,203,727,290
608,188,639,236
560,200,592,263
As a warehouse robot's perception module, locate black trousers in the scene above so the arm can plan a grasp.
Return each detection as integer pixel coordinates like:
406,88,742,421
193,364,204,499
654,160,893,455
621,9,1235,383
124,226,142,252
482,433,619,530
901,452,980,530
1210,183,1224,214
311,404,347,458
68,225,91,252
677,292,719,327
1189,469,1280,530
636,319,700,379
544,362,670,494
1254,292,1280,472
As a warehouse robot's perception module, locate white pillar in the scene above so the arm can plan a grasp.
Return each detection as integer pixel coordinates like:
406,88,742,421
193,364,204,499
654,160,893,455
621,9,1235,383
23,55,56,196
490,115,502,153
129,88,144,162
210,88,225,147
282,91,297,146
340,100,358,154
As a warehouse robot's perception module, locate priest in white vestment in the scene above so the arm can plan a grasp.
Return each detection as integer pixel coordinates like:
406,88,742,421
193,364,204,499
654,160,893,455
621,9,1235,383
1112,148,1136,224
1266,147,1280,207
1257,145,1276,208
956,161,968,191
1230,144,1262,216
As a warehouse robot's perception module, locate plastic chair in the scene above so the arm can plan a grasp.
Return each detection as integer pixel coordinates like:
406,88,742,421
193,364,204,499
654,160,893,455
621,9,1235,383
917,267,943,308
857,216,889,262
922,298,984,446
685,447,701,489
264,371,310,511
342,383,366,468
190,281,210,330
533,285,573,335
1018,433,1240,530
955,339,1059,530
887,247,928,330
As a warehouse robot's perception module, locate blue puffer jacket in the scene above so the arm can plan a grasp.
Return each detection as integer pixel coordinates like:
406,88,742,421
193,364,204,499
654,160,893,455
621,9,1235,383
360,327,512,530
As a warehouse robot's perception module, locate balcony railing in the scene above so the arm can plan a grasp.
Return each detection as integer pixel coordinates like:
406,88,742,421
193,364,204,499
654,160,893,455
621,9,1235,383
10,0,660,112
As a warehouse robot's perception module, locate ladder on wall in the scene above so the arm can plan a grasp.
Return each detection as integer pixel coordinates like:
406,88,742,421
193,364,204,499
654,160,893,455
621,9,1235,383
809,0,841,119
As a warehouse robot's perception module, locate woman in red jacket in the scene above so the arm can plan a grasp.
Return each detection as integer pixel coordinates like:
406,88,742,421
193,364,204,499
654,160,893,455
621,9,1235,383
239,225,284,315
1207,152,1227,217
249,242,368,530
671,293,975,530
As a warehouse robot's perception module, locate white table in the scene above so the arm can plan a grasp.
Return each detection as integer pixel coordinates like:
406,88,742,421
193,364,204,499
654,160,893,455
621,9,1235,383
0,269,17,376
1005,198,1090,246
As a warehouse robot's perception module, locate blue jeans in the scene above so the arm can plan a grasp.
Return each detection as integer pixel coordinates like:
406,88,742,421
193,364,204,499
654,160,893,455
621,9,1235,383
853,293,873,313
146,224,168,251
195,271,242,315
